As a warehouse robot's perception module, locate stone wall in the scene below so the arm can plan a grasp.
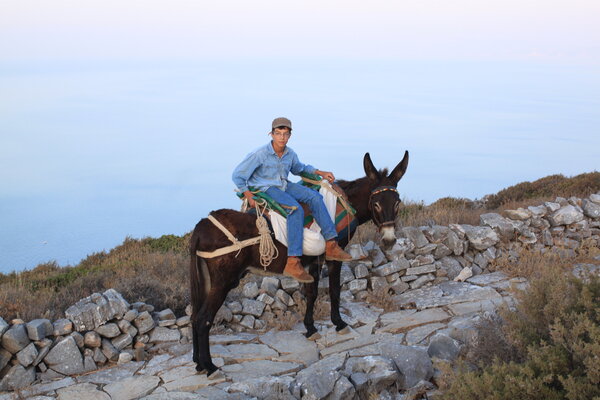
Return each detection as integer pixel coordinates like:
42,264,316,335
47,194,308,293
1,192,599,391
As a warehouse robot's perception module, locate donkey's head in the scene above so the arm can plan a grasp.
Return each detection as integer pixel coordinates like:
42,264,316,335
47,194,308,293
363,151,409,248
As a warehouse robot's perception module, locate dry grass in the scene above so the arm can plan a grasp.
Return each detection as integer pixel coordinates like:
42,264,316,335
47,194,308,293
363,286,400,312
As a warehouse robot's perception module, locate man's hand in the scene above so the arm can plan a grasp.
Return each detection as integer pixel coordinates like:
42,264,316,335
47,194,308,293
316,170,335,183
243,191,256,208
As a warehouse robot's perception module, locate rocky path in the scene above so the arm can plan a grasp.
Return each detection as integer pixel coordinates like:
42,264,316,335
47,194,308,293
1,271,526,400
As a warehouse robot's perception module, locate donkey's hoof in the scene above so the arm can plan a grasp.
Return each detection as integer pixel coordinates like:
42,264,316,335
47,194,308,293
337,326,351,335
307,331,321,341
335,322,349,333
205,363,219,377
208,369,225,380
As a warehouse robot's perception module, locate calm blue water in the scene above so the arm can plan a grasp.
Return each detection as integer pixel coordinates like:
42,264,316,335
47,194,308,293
1,59,599,273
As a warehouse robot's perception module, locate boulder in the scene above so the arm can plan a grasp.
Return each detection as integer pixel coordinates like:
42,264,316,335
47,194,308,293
133,311,155,334
242,282,259,299
547,205,585,226
346,356,399,394
480,213,515,239
504,208,532,220
241,299,266,317
44,336,84,375
428,333,462,360
462,225,499,250
0,365,35,391
1,323,31,354
260,277,280,296
148,327,180,343
228,376,295,400
53,319,73,336
103,375,161,400
95,323,121,338
295,352,348,399
582,199,600,219
65,289,130,332
0,348,11,371
379,343,433,390
26,319,53,341
16,342,38,367
401,227,429,248
438,257,463,280
443,231,464,255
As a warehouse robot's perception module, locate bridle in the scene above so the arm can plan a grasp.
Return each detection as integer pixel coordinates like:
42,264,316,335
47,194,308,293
368,185,399,228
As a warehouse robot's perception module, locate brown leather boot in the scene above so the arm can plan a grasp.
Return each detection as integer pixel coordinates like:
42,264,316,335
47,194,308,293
283,257,314,283
325,240,353,261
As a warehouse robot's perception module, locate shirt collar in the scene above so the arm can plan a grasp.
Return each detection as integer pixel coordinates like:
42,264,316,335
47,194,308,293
268,141,288,156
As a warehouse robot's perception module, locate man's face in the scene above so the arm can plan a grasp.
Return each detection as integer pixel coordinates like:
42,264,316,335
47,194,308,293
271,126,291,146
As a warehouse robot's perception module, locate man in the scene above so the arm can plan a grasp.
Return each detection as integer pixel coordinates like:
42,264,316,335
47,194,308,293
232,117,353,283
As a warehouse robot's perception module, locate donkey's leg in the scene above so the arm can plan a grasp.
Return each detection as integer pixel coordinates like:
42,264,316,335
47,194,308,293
327,260,348,332
303,261,320,338
195,286,229,375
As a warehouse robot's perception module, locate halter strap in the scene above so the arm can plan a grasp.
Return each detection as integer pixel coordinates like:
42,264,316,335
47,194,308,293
369,185,399,228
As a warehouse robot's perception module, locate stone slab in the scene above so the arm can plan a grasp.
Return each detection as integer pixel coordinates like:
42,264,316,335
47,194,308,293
377,308,450,334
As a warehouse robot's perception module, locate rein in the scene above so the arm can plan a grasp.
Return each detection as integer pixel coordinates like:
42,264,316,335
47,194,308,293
369,185,398,228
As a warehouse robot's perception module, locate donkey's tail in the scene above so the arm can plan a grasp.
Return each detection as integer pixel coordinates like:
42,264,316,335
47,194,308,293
189,225,209,317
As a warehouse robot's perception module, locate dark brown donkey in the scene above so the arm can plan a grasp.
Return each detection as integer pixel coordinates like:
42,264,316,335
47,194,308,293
189,151,409,375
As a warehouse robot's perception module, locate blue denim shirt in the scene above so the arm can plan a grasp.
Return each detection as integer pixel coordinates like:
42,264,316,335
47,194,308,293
232,141,316,193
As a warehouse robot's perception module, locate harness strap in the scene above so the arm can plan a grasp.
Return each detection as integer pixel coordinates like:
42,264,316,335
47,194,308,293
196,207,278,268
301,176,356,216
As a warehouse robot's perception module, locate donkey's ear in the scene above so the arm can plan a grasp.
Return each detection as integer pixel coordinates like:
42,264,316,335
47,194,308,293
363,152,380,181
388,150,409,184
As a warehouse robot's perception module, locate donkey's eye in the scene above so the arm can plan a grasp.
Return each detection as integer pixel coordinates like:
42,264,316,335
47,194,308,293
374,202,382,212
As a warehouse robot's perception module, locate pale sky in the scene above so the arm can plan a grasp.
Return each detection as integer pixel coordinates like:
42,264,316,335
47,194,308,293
1,0,599,62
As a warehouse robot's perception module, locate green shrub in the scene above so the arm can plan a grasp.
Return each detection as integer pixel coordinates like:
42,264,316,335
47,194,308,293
442,267,600,400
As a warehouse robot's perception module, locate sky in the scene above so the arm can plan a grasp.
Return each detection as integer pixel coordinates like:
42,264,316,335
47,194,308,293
1,0,599,63
1,1,599,272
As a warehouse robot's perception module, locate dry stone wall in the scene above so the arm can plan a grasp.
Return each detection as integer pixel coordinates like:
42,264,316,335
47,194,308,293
1,193,599,393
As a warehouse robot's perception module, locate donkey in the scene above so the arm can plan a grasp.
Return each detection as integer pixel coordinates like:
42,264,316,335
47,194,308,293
190,151,409,375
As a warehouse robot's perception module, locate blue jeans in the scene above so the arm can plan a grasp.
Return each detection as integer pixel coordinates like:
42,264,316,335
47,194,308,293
266,182,338,257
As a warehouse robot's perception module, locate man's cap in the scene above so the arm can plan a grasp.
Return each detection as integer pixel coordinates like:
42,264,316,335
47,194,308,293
271,117,292,130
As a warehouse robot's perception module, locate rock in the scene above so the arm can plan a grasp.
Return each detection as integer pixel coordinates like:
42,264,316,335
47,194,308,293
32,339,52,366
228,376,295,399
112,333,133,350
434,243,453,259
70,331,84,349
370,276,388,292
280,277,300,293
346,356,399,395
0,365,36,391
406,322,446,345
16,342,38,367
149,327,181,343
44,336,84,375
443,231,463,255
373,259,409,277
65,289,129,332
26,319,53,341
118,352,133,364
19,376,75,398
104,375,161,400
378,308,450,333
256,293,274,305
133,311,155,334
368,246,388,267
118,319,138,336
0,317,8,337
321,334,386,357
462,225,499,250
53,319,73,336
504,208,532,220
56,382,111,400
132,302,154,313
123,309,139,322
347,279,368,294
583,199,600,219
242,282,259,298
93,347,108,364
329,375,356,400
95,323,121,338
438,256,463,280
428,333,462,360
453,267,473,282
406,264,436,276
275,289,293,306
353,263,369,279
101,338,120,361
401,227,429,248
410,274,435,289
480,213,515,239
260,277,280,296
390,280,410,295
340,264,355,285
547,205,585,226
1,323,31,354
0,348,11,371
295,352,348,399
242,298,266,317
379,343,433,390
156,309,176,326
221,359,302,381
239,315,255,329
84,355,97,372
